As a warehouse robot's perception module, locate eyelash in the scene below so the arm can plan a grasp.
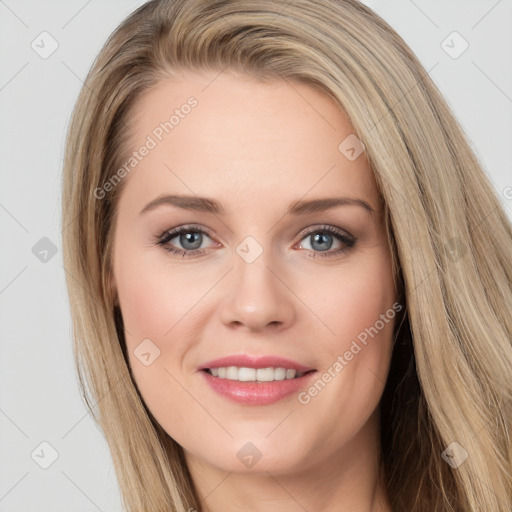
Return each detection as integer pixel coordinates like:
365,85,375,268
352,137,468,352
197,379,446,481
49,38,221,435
154,224,356,259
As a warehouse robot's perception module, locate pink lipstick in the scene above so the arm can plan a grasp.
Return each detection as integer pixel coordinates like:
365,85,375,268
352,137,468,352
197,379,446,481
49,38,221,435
197,354,317,406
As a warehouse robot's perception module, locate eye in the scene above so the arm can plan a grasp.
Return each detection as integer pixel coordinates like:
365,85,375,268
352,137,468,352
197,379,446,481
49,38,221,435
294,225,356,258
155,224,356,259
155,224,218,258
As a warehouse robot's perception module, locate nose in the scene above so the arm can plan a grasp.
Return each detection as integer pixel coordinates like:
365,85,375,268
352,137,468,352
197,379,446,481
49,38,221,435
218,247,295,333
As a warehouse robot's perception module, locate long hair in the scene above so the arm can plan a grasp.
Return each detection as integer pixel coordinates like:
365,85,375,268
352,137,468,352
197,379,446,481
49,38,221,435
61,1,512,510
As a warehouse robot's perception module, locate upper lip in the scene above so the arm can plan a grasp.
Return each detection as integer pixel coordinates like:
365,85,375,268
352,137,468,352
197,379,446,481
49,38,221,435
198,354,316,372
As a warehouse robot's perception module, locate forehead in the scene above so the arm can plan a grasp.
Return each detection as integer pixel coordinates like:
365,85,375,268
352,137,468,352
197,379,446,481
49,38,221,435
119,70,380,213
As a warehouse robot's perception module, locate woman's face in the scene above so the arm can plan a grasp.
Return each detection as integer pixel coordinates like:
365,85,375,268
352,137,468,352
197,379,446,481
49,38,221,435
111,70,399,476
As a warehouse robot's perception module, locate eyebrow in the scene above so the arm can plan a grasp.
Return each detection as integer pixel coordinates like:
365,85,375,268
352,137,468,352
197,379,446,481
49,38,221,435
139,194,376,217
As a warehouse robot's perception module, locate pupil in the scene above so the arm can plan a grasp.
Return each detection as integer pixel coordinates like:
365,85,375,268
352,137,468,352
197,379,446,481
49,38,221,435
311,232,332,251
181,231,202,250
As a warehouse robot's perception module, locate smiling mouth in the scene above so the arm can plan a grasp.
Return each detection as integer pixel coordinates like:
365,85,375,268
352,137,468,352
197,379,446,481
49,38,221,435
203,366,316,382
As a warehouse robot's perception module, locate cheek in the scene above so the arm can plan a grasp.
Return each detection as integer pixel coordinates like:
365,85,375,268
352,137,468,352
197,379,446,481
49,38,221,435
297,253,398,430
114,256,194,426
113,252,210,406
115,253,204,341
312,249,396,345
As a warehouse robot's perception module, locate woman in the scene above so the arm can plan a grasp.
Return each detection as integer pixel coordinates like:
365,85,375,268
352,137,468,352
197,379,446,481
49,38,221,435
61,0,512,511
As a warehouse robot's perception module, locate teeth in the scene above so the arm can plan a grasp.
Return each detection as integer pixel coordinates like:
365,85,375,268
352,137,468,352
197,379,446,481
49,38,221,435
285,369,296,379
239,367,256,381
206,366,306,381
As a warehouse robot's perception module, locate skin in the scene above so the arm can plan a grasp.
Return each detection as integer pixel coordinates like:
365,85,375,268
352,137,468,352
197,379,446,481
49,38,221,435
110,70,398,512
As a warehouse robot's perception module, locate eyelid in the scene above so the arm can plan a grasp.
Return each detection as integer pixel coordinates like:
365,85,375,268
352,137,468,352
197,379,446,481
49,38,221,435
297,224,354,241
159,223,216,240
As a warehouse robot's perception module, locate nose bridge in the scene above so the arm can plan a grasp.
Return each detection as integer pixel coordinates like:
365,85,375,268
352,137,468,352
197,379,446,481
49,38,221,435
219,233,295,331
236,235,275,294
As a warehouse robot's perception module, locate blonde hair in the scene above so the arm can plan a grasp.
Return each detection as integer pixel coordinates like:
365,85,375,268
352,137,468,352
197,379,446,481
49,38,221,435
61,0,512,510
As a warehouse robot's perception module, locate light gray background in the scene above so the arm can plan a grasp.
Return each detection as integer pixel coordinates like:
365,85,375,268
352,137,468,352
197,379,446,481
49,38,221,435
1,1,511,510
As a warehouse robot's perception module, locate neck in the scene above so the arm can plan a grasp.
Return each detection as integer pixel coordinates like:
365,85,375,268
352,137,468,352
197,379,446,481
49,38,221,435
185,409,392,512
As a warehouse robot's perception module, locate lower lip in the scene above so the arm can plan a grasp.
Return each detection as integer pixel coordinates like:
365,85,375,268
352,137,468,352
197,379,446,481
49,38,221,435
200,370,317,406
